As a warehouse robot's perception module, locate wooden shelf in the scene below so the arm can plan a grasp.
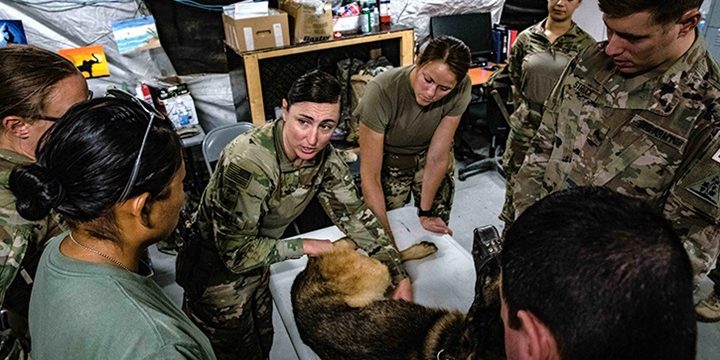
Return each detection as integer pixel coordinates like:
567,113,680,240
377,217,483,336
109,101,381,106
227,26,415,126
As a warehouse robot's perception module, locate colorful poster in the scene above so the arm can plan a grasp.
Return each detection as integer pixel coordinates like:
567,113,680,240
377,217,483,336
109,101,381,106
111,16,161,54
0,20,27,47
58,45,110,79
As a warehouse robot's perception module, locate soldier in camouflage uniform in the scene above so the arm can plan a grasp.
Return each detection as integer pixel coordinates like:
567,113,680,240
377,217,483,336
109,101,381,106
511,0,720,322
0,45,88,358
500,0,596,224
176,71,409,359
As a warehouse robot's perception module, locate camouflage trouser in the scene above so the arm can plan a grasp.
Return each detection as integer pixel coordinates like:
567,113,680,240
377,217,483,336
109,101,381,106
382,151,454,223
500,103,543,227
183,269,273,360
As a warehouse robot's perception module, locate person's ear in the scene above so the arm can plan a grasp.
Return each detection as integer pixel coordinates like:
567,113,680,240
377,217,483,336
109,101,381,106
677,9,700,37
125,192,152,227
516,310,558,360
281,99,290,120
2,116,31,139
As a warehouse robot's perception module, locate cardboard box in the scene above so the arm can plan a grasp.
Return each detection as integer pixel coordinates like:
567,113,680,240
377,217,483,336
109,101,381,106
279,0,333,43
222,10,290,52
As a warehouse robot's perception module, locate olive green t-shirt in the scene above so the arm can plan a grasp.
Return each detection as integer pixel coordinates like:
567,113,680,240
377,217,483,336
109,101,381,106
353,65,472,155
30,234,216,360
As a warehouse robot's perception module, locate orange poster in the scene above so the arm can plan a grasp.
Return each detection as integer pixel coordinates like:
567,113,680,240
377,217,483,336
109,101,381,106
58,44,110,79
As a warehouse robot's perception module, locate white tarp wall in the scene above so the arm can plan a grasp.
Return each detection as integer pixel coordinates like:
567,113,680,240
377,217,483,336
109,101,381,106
0,1,236,131
0,0,505,131
392,0,505,45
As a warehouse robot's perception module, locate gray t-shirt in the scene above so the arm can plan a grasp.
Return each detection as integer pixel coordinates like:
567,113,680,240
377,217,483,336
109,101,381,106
29,234,216,360
354,65,472,155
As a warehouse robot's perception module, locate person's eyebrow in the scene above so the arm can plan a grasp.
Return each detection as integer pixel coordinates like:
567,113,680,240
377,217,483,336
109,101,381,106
603,21,650,40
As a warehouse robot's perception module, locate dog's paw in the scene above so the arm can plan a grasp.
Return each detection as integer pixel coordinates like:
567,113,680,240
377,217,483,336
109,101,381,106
400,241,438,261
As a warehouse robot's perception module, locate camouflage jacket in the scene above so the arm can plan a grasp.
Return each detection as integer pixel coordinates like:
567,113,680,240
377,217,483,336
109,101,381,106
508,19,595,136
196,120,408,284
0,150,60,305
512,35,720,276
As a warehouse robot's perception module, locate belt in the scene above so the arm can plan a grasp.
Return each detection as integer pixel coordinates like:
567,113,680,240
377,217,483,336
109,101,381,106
384,150,426,171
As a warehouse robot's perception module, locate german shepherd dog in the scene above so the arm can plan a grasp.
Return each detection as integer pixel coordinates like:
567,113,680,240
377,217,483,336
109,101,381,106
291,235,504,360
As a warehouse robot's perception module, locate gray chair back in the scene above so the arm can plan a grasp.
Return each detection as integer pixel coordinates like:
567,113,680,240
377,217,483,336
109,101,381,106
202,122,255,174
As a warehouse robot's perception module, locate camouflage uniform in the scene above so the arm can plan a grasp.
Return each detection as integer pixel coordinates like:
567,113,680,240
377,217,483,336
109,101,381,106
382,152,455,223
0,149,60,358
500,19,595,224
512,35,720,286
176,120,408,360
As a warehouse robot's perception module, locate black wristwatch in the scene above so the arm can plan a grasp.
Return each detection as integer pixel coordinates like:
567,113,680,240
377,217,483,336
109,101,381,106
417,208,434,217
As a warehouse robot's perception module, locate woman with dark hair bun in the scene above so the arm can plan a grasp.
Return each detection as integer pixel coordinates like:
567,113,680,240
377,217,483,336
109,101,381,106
10,97,215,359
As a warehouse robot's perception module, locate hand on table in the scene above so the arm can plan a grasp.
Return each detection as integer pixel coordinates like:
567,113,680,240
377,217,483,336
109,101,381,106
391,278,413,302
302,238,334,256
420,216,453,236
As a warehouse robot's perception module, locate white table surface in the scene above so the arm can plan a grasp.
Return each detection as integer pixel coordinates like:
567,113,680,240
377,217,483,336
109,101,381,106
269,206,476,360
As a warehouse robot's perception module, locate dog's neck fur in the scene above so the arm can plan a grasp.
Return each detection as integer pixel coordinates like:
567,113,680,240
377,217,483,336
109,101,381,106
423,311,467,359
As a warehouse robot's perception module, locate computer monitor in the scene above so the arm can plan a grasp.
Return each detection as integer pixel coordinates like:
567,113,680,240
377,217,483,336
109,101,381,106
430,12,493,60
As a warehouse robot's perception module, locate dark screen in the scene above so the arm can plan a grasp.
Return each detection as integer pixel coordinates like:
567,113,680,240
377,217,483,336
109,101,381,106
430,12,493,58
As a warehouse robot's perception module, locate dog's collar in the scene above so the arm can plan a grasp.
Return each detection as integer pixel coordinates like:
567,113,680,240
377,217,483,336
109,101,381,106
436,348,456,360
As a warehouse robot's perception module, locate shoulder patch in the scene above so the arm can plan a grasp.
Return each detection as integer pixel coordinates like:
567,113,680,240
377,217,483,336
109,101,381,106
226,163,253,189
686,174,720,208
712,148,720,164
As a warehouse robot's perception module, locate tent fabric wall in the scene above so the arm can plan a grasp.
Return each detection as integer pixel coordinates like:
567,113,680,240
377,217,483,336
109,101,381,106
0,1,236,132
392,0,505,45
0,0,508,132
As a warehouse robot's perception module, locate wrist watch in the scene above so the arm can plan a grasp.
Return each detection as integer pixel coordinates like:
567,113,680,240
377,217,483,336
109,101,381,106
417,208,434,217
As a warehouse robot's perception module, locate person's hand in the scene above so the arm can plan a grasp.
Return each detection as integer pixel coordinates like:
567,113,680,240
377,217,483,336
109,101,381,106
419,216,453,236
391,278,413,302
302,238,334,256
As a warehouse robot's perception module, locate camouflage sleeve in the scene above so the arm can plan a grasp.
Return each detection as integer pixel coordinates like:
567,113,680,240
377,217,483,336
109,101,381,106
510,63,573,217
203,156,304,274
0,188,54,303
663,128,720,282
315,151,408,285
508,32,528,88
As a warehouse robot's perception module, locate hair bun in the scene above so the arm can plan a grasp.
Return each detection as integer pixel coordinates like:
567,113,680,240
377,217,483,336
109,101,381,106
9,163,64,221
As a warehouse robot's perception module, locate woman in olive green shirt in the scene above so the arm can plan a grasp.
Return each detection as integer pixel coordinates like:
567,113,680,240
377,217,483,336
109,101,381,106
355,36,472,244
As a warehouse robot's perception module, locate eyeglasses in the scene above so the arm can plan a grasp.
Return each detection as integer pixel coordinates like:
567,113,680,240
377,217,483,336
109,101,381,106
34,90,94,122
106,88,167,201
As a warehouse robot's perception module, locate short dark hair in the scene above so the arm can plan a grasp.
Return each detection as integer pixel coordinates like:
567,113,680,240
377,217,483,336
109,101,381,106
10,97,183,242
0,44,80,122
417,36,471,84
501,187,696,360
285,70,342,109
598,0,702,25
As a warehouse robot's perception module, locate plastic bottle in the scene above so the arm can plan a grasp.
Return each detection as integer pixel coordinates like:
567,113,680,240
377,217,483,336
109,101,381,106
379,0,391,25
361,8,371,33
371,6,379,28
